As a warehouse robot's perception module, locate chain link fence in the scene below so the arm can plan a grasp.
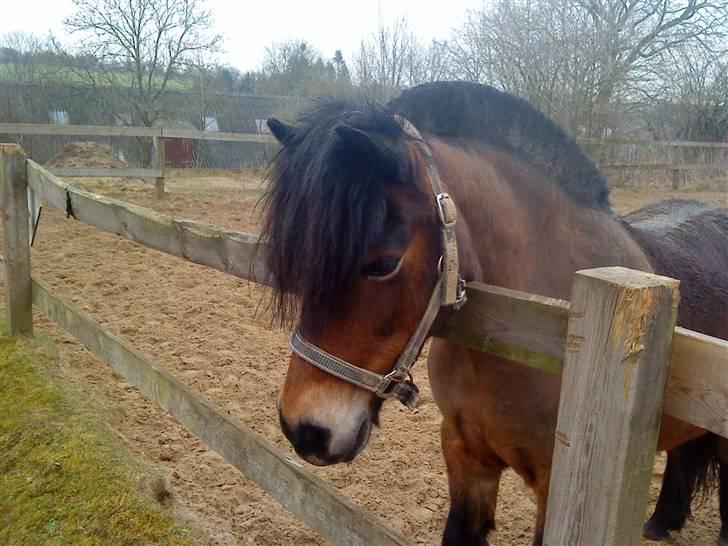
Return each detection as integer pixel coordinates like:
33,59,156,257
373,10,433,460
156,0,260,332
0,81,304,168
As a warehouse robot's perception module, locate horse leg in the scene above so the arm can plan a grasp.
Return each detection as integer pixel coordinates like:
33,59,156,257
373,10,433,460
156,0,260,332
643,445,696,540
645,433,723,541
532,472,550,546
719,437,728,544
441,418,505,546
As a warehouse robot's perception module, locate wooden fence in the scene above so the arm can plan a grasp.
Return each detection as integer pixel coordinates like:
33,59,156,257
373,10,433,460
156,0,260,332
1,142,726,544
578,136,728,190
0,122,276,199
1,123,726,194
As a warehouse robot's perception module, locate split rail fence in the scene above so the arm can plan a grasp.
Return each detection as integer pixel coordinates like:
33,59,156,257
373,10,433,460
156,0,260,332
1,123,726,196
1,142,726,545
0,122,277,199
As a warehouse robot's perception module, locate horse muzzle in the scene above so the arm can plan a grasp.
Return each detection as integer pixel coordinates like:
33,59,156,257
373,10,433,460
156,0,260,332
279,410,371,466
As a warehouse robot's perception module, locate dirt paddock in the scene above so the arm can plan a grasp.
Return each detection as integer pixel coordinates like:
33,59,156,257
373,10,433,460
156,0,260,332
10,173,725,545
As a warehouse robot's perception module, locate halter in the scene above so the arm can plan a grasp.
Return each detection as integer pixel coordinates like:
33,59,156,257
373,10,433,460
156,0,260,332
289,116,466,409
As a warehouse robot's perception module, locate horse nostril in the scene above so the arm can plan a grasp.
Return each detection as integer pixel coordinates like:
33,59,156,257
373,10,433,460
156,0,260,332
294,422,332,457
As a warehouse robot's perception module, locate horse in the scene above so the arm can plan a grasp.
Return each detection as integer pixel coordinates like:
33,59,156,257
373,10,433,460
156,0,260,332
261,82,727,545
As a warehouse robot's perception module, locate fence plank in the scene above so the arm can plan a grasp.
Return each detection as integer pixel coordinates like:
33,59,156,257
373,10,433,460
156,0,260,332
0,123,161,138
665,328,728,437
153,136,165,198
601,163,728,172
1,144,33,334
439,284,727,436
30,277,410,546
437,282,569,374
578,137,728,149
50,167,162,178
544,267,680,546
161,127,275,143
21,161,727,436
26,160,268,284
0,123,274,144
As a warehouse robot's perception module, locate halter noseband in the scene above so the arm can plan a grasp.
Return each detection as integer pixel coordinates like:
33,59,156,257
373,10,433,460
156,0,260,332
289,116,466,409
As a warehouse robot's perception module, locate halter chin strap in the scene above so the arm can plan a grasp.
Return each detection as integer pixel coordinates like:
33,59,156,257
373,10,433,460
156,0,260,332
288,116,466,409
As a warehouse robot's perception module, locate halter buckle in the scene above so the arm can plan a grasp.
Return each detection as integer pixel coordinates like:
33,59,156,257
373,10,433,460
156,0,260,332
454,278,467,310
436,193,457,227
376,367,410,397
377,367,419,408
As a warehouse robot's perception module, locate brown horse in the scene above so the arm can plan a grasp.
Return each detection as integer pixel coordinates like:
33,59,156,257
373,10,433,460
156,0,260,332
262,82,727,545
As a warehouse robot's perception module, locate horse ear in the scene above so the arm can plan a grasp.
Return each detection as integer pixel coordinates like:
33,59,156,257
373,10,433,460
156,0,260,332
335,124,399,180
267,118,295,146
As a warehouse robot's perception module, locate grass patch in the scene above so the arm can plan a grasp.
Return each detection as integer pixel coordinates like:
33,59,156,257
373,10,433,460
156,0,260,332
0,332,199,546
0,63,191,90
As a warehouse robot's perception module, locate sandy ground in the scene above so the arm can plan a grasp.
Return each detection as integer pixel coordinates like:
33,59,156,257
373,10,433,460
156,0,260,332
3,173,725,545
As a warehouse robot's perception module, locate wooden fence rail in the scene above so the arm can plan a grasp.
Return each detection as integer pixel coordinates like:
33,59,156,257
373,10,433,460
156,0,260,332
579,136,728,149
2,142,727,544
2,124,726,191
23,157,728,437
0,123,278,196
30,276,410,546
544,268,679,545
2,123,726,149
26,161,267,283
0,122,276,143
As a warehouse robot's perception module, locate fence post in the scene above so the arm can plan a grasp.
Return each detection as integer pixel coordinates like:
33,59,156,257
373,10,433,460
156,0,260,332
154,135,165,198
671,146,681,190
543,267,679,546
1,144,33,335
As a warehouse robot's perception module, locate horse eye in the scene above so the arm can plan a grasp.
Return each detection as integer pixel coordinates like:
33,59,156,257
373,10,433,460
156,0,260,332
361,257,401,279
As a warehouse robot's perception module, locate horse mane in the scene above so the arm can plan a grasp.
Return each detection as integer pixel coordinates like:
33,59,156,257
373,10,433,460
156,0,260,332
262,82,610,324
261,100,417,326
388,82,611,211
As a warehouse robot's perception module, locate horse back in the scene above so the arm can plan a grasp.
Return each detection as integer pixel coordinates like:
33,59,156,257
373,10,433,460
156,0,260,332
622,199,728,339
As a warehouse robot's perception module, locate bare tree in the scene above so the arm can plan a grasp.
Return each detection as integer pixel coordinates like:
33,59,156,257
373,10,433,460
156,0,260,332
446,0,728,136
62,0,221,128
354,14,431,100
0,32,47,81
649,43,728,141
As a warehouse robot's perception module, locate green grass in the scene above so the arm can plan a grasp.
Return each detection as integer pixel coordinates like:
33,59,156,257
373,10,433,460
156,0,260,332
0,63,191,90
0,332,199,546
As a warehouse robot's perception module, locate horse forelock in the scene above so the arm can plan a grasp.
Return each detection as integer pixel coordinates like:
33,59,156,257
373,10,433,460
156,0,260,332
261,99,422,327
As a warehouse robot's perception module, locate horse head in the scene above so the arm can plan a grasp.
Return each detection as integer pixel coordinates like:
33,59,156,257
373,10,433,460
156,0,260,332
263,102,447,465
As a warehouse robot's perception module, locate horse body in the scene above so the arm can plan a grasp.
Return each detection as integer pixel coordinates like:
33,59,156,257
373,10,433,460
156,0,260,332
264,82,726,545
423,140,714,544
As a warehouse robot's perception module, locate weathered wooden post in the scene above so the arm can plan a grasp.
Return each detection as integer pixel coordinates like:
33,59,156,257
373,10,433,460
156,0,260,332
1,144,33,335
544,267,680,546
154,134,165,199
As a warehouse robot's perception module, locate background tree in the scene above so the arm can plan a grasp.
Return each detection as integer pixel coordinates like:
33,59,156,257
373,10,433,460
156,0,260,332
354,14,420,100
354,14,450,101
62,0,221,128
648,43,728,141
445,0,728,137
0,32,49,82
257,39,351,97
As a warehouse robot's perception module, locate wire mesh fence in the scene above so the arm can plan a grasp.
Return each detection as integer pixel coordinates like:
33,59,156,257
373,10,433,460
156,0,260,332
0,80,725,187
0,80,303,168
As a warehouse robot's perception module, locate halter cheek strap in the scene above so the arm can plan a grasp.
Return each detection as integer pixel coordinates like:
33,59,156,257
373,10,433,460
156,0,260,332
288,116,466,409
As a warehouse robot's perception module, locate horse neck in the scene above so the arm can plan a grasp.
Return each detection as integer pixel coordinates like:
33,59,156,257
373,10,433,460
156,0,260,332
431,139,651,300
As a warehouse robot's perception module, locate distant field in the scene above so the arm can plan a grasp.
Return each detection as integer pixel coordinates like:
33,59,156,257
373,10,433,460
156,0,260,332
0,63,191,90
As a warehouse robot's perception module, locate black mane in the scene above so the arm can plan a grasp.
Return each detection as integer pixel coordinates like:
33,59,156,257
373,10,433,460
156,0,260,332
261,100,417,325
389,82,610,210
262,82,610,323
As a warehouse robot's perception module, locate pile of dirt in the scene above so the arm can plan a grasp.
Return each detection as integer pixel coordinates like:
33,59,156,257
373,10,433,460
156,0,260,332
45,142,128,169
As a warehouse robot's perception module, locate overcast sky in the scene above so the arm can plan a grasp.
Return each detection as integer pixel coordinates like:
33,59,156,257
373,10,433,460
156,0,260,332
1,0,482,71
